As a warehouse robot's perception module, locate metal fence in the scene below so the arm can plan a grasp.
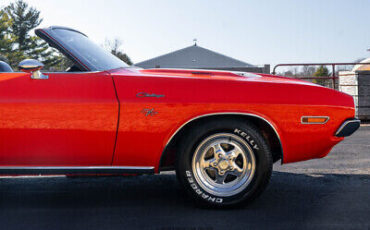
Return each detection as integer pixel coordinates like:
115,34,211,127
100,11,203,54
272,62,370,89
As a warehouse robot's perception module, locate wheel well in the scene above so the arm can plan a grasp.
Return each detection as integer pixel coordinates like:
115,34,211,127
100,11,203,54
159,114,283,172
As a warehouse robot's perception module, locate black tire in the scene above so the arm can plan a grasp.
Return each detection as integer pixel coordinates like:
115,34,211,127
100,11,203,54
175,118,272,207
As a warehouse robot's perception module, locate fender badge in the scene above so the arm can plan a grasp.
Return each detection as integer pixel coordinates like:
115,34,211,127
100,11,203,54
137,92,164,98
142,108,158,116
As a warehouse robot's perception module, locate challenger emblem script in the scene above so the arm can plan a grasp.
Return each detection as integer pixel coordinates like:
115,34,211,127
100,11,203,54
136,92,165,98
142,108,158,116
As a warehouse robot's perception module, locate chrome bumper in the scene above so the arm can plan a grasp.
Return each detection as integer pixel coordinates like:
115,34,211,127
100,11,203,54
335,119,361,137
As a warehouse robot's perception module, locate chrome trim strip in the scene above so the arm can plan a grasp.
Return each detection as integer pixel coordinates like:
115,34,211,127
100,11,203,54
145,68,261,78
0,166,154,170
301,116,330,124
163,112,283,162
44,71,103,74
335,119,361,136
0,166,154,175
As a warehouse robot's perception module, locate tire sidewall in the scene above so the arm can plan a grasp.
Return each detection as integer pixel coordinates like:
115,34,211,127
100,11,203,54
177,120,271,206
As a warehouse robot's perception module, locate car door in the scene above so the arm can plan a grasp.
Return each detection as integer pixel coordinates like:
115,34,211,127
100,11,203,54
0,71,118,166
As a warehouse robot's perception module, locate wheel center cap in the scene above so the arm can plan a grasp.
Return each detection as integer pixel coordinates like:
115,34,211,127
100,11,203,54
218,160,229,170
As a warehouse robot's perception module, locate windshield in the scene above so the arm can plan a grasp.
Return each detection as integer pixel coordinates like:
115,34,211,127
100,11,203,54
37,27,129,71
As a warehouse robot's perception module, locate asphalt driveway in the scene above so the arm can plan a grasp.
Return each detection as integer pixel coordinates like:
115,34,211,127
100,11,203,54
0,126,369,230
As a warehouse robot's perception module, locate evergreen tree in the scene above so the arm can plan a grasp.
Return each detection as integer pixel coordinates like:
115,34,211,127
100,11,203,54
0,10,12,55
5,0,62,69
112,50,133,65
0,9,23,64
104,38,132,65
313,65,330,86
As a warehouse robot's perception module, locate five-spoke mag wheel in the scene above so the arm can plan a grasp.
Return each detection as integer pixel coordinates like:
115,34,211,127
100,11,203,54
192,133,256,197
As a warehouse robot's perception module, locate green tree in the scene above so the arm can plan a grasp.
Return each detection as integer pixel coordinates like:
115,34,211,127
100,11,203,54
113,50,132,65
4,0,62,69
0,9,21,64
313,65,330,86
0,10,11,55
104,38,132,65
5,0,42,51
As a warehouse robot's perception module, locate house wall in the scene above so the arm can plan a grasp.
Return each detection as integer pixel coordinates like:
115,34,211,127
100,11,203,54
339,70,370,120
358,71,370,120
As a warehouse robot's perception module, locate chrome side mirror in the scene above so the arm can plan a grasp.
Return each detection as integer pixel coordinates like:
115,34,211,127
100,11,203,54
18,59,48,80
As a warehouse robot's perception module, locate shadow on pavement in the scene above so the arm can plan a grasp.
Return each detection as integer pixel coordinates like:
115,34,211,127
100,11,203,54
0,172,369,229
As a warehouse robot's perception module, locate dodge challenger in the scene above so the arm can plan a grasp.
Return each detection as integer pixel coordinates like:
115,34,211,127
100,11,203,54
0,26,360,207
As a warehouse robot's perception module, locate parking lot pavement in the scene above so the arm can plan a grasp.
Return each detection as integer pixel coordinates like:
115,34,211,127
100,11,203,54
0,127,369,230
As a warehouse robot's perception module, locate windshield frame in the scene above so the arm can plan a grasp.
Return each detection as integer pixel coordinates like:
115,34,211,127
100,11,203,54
35,26,129,72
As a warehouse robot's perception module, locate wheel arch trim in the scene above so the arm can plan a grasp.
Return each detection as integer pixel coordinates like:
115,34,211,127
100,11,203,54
160,112,284,170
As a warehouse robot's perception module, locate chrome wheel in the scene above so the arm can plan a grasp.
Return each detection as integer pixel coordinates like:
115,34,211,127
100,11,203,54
192,133,256,197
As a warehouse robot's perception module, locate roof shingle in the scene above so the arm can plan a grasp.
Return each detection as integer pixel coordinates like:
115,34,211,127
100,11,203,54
135,45,254,69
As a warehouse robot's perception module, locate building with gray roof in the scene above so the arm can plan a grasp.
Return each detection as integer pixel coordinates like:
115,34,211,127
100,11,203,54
135,43,269,73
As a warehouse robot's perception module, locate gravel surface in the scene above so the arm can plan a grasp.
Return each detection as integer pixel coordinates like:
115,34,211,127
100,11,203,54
0,126,369,230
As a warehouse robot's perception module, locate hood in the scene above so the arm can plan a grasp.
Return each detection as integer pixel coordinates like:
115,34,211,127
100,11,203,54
138,68,319,87
109,67,354,108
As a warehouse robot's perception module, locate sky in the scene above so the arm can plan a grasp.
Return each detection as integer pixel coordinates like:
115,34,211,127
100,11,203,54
1,0,370,68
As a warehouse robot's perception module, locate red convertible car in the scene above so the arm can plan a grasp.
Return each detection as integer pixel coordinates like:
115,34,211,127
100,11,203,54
0,26,360,207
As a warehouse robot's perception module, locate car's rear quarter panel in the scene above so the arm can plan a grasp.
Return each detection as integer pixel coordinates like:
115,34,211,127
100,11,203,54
111,69,354,170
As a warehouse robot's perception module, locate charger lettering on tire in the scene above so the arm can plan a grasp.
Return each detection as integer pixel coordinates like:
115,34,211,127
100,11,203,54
185,170,223,203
